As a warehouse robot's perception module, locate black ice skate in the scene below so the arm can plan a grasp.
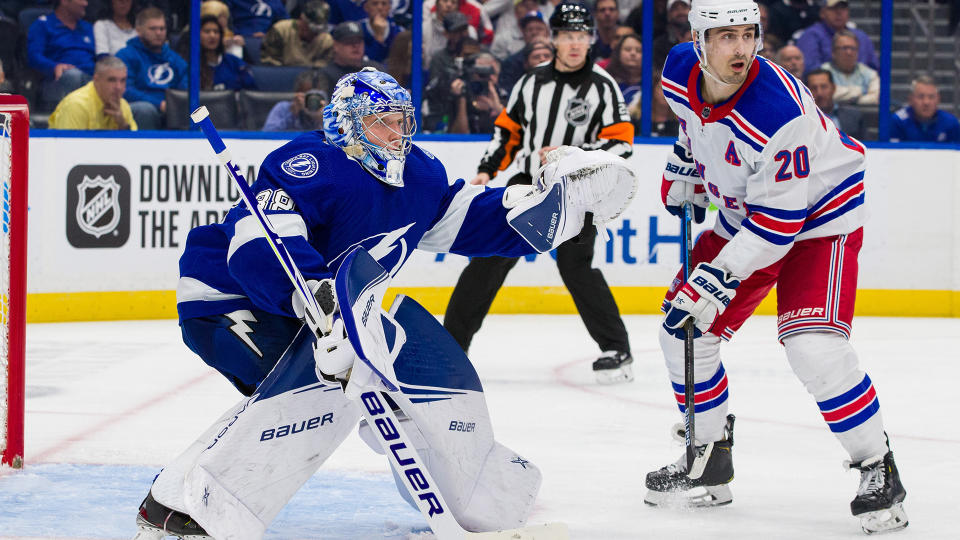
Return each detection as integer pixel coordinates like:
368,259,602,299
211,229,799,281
592,350,633,384
847,443,908,535
132,492,212,540
644,414,735,508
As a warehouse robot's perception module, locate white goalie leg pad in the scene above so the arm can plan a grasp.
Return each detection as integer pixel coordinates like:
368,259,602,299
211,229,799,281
505,146,637,253
150,398,251,514
386,390,542,533
659,325,728,444
358,414,542,530
372,294,542,532
180,329,362,539
784,331,887,461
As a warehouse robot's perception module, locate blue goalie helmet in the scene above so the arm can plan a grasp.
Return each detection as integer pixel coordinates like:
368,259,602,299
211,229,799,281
323,68,416,187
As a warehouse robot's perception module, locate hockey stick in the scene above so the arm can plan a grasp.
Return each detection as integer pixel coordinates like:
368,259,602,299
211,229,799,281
191,107,567,540
680,202,696,470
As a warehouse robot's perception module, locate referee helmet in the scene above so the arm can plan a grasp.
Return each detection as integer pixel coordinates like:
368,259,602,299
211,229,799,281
549,3,595,33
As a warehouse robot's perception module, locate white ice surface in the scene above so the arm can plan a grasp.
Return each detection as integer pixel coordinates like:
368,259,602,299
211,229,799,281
2,314,957,539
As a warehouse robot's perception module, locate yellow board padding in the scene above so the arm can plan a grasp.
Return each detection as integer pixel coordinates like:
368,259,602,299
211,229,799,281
25,287,960,323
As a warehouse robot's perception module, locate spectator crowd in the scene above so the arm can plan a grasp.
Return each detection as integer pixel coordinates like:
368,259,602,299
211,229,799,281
0,0,955,142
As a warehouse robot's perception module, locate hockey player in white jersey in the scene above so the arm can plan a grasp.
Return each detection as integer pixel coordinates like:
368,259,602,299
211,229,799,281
131,68,636,539
644,0,907,534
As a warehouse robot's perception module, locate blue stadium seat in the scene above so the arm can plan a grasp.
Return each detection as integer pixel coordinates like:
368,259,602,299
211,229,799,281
18,6,50,32
165,89,239,130
238,90,296,130
250,65,307,92
243,35,262,65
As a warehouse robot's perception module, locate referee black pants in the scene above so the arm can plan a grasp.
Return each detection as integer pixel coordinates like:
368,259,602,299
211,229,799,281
443,173,630,355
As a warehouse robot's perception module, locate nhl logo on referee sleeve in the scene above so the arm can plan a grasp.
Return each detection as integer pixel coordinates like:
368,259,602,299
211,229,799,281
564,97,591,126
281,153,319,178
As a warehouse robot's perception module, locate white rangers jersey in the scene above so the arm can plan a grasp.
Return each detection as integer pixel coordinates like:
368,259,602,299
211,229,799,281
660,42,868,280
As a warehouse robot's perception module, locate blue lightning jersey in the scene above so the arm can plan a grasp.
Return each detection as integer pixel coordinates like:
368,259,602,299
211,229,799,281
177,131,533,321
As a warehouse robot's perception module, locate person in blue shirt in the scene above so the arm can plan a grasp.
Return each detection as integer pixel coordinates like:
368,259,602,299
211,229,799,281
890,75,960,144
115,7,188,129
27,0,96,108
198,15,257,90
360,0,402,63
227,0,289,37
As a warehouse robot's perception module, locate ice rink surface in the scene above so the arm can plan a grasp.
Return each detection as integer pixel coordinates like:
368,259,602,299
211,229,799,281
1,314,957,539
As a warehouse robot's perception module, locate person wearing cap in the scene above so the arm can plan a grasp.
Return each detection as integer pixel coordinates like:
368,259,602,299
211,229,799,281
444,2,636,384
490,0,541,60
422,11,478,131
423,0,467,67
591,0,621,60
796,0,877,75
226,0,289,38
360,0,403,63
262,68,329,131
260,0,333,67
428,11,473,80
653,0,691,70
319,21,384,95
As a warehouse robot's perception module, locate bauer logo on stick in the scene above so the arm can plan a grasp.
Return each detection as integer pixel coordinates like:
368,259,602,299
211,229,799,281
66,165,130,248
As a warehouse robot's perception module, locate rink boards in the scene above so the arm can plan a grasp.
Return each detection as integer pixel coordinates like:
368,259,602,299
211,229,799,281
24,135,960,321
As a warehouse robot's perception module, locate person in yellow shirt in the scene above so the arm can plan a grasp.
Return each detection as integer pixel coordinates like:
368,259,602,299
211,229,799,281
49,56,137,130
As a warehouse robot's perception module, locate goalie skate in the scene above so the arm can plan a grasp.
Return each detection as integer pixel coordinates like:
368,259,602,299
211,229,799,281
848,444,908,535
132,492,212,540
644,414,735,508
592,351,633,384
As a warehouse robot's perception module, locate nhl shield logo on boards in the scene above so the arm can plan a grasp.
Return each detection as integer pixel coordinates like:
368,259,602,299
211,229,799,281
564,97,591,126
281,153,319,178
76,175,121,238
66,165,130,248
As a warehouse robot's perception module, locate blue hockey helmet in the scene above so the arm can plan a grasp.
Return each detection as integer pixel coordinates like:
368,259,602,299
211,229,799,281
323,68,416,187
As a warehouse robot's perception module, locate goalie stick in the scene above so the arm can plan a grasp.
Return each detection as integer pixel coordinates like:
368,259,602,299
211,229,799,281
191,107,568,540
681,202,696,470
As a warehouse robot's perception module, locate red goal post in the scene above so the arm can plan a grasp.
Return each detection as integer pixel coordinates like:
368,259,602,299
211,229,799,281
0,94,27,469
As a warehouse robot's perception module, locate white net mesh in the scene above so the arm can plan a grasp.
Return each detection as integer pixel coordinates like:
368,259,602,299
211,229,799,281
0,111,10,453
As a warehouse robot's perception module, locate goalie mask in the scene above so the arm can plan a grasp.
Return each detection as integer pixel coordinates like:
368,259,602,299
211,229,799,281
689,0,763,85
323,68,416,187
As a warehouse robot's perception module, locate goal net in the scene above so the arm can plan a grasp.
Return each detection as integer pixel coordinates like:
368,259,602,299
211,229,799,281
0,94,27,469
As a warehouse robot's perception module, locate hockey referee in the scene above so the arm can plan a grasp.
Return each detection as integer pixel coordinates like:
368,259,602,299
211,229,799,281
443,2,636,384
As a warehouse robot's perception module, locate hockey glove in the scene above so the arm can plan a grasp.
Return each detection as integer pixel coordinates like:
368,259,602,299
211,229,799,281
661,142,709,223
505,146,638,252
313,317,357,384
291,278,338,335
663,262,740,338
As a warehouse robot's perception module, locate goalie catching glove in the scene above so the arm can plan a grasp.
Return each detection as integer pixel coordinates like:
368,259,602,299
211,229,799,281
661,142,709,223
505,146,638,252
663,262,740,339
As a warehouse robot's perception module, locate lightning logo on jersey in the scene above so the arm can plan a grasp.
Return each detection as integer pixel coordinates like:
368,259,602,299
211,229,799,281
226,310,262,358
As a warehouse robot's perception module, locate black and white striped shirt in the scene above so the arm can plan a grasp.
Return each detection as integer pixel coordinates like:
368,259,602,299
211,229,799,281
478,60,634,178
